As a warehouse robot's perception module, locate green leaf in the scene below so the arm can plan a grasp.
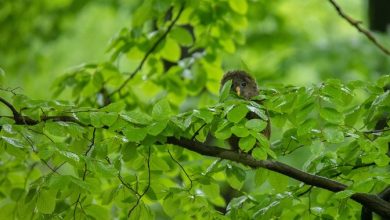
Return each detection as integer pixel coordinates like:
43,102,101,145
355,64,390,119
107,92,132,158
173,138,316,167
85,204,110,220
227,104,248,123
170,26,193,46
333,190,354,200
250,131,270,148
323,126,344,143
99,101,126,112
255,169,269,186
58,150,80,165
123,126,147,142
247,105,268,120
231,125,249,137
152,99,171,120
37,189,57,214
67,123,86,138
193,109,214,123
319,107,344,124
265,147,277,159
160,38,181,62
226,164,246,190
268,172,288,192
150,156,170,171
220,80,232,102
228,0,248,15
201,183,225,207
1,136,24,148
252,147,267,160
297,119,316,136
121,110,152,125
239,135,256,151
245,119,267,132
10,188,25,201
93,161,118,177
90,112,105,127
49,175,71,190
101,112,118,126
44,121,67,136
374,154,390,166
147,120,168,136
214,126,232,140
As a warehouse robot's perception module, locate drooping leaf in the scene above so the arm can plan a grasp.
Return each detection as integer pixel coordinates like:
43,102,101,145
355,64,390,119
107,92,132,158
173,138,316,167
228,0,248,15
323,126,344,143
152,99,171,120
239,135,256,151
319,107,344,124
227,104,248,123
37,189,57,214
245,119,267,132
123,126,147,142
231,125,249,137
220,80,232,102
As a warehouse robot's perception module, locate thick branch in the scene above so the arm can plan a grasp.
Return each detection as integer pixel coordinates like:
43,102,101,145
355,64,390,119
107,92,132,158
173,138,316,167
166,137,390,218
328,0,390,56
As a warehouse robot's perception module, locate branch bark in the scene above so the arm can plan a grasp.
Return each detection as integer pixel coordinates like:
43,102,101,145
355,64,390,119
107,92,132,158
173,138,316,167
166,137,390,218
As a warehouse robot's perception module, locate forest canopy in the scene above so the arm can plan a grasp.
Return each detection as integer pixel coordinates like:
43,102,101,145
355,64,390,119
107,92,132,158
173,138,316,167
1,0,390,219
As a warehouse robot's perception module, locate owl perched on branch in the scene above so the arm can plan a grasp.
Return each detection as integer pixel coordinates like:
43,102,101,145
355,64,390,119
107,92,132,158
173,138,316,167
220,70,271,152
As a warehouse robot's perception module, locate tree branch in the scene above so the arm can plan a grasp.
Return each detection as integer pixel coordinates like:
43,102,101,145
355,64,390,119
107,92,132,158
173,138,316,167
2,97,390,217
109,4,185,97
328,0,390,56
166,137,390,218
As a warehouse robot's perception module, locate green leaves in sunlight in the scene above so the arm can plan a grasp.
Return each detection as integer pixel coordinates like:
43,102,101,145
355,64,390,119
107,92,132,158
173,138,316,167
3,0,390,218
228,0,248,15
3,75,390,220
227,104,248,123
160,38,181,62
239,135,256,151
322,126,344,143
219,79,232,102
319,107,344,124
37,189,57,214
245,119,267,132
152,98,172,120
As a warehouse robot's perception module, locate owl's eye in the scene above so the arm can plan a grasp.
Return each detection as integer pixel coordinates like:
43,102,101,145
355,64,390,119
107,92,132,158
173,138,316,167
241,82,247,87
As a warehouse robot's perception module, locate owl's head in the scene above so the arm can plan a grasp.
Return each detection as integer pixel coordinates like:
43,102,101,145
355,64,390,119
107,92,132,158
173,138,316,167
220,70,258,100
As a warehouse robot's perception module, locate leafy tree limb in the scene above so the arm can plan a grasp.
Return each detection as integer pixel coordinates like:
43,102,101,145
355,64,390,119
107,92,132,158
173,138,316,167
166,137,390,218
1,96,389,218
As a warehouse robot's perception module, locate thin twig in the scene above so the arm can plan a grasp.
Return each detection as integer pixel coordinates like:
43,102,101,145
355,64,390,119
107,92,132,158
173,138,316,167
328,0,390,56
85,128,96,156
109,4,185,97
20,132,60,174
0,87,22,95
168,149,193,190
128,146,151,217
297,186,313,197
74,128,96,219
191,123,207,140
118,173,140,196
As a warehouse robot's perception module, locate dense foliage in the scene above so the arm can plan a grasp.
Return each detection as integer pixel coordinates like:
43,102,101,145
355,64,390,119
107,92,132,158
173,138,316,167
1,0,390,219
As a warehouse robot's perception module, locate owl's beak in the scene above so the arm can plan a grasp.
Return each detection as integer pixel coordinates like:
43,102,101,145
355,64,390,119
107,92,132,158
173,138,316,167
235,86,241,96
